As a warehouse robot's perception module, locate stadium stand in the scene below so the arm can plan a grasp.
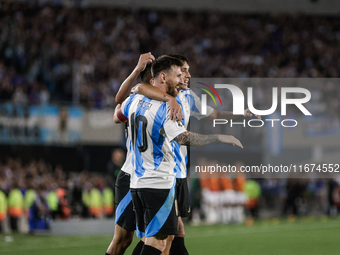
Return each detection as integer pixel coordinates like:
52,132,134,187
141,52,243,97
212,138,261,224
0,1,340,235
0,1,339,115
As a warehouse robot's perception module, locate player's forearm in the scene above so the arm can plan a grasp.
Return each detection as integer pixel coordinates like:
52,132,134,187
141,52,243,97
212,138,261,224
174,131,219,147
206,110,243,122
136,83,175,103
218,111,244,121
115,69,140,104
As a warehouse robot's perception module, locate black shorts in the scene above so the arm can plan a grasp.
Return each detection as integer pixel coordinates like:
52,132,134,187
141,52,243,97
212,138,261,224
131,183,178,238
176,178,191,217
114,170,135,231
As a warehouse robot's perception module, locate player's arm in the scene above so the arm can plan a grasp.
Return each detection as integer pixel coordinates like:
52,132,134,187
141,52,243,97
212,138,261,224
115,52,155,104
163,103,242,148
205,109,261,122
188,90,260,121
134,83,183,121
173,131,243,148
113,104,128,124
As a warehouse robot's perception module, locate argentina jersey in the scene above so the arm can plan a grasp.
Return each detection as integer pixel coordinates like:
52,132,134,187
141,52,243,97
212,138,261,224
121,94,187,189
120,122,133,175
172,89,214,179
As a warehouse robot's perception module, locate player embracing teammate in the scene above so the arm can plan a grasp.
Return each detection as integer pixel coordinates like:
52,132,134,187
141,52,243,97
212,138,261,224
105,53,258,255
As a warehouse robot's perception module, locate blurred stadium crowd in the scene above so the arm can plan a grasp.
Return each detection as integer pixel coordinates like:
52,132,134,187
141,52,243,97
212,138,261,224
1,148,339,233
1,1,340,233
190,159,340,225
0,1,339,114
0,149,124,233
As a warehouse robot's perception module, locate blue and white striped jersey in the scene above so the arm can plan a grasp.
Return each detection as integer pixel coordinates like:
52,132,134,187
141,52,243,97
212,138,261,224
172,89,214,179
120,122,133,175
121,94,187,189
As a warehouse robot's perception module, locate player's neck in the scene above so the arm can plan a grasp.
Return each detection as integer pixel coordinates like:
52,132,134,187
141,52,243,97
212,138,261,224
154,81,167,93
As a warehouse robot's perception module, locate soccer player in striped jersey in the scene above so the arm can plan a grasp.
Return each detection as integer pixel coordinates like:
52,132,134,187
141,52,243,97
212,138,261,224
106,53,184,255
105,54,154,255
116,56,243,255
166,54,213,255
134,54,260,255
108,53,258,255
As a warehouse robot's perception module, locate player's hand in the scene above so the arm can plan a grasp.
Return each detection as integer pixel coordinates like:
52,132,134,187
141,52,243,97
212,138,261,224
131,83,141,94
218,135,243,149
169,97,183,122
135,52,155,73
244,108,261,120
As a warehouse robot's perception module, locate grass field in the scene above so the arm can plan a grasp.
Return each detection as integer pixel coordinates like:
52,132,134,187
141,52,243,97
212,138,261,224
1,217,340,255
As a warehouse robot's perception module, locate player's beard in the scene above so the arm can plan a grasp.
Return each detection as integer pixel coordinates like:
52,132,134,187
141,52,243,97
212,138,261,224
166,79,179,97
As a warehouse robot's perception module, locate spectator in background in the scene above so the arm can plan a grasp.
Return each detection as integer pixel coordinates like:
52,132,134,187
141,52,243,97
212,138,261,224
46,182,59,219
88,178,102,218
56,187,71,219
8,182,24,232
82,179,92,218
102,182,114,218
54,164,67,189
0,187,7,233
12,86,28,104
0,74,14,101
39,86,50,105
57,108,69,144
282,179,306,219
244,179,261,220
24,175,37,218
327,178,339,216
106,148,125,187
28,184,51,233
70,177,84,217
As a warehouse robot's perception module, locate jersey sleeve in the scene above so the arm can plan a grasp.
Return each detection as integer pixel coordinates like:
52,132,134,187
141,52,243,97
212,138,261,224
116,108,128,123
163,103,187,142
120,94,137,118
186,89,214,120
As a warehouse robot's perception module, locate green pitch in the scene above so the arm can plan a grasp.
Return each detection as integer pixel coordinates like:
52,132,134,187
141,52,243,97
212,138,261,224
1,217,340,255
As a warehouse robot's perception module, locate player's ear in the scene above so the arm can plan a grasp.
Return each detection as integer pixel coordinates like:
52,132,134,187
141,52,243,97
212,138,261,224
160,72,166,83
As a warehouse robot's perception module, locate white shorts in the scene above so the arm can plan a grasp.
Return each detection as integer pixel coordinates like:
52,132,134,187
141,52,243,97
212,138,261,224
222,190,236,205
202,189,210,204
209,191,222,206
235,191,247,205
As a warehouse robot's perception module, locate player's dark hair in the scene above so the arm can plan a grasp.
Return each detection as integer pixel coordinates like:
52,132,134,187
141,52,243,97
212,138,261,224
152,56,183,78
167,54,189,65
140,63,152,85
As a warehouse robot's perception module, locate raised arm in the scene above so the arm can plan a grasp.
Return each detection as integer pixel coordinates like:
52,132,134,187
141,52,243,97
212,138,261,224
134,83,183,121
115,52,155,104
174,131,243,148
